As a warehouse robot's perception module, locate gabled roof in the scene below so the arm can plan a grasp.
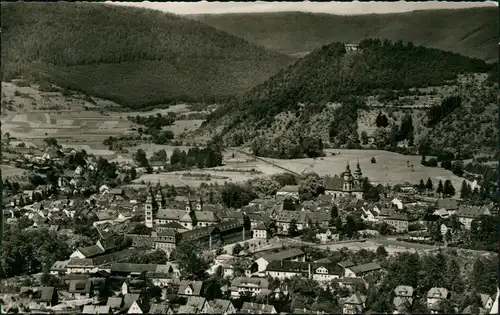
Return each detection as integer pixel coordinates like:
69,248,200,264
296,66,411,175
149,303,171,314
279,185,300,193
427,287,449,299
111,263,158,274
437,198,459,210
344,293,367,305
259,248,305,263
122,293,140,309
82,305,111,314
106,296,123,309
68,279,92,294
338,259,355,269
178,280,203,296
394,286,414,297
240,302,276,314
67,258,95,268
204,299,233,314
324,176,344,191
347,262,382,275
77,244,105,258
231,277,269,289
157,209,186,221
457,205,491,218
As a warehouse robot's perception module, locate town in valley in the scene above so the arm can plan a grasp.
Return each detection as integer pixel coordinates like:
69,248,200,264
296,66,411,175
1,1,498,314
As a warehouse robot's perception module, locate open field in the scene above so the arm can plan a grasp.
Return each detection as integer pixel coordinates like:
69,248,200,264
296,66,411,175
163,119,205,137
1,165,29,178
132,170,256,187
130,147,469,191
227,148,469,195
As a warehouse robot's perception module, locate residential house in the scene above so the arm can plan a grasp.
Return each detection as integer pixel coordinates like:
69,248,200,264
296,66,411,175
202,299,236,314
437,199,459,213
106,296,124,312
82,305,111,314
50,260,69,275
434,208,450,219
122,294,141,312
265,260,311,280
178,280,203,296
306,212,330,229
331,278,368,292
19,287,58,309
68,279,93,299
110,263,159,277
457,205,491,230
276,185,300,200
479,294,494,311
147,263,180,287
222,258,253,278
252,222,269,240
69,242,106,259
393,286,414,312
128,298,149,314
311,263,343,283
149,303,174,315
344,262,381,278
239,302,277,314
342,293,367,314
66,258,97,274
274,210,308,234
230,277,270,298
427,287,449,311
178,296,207,314
383,213,417,233
253,248,305,272
360,206,379,223
315,229,340,243
391,198,404,210
152,230,177,256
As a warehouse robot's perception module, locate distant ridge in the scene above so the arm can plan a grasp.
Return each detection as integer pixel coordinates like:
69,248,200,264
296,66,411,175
191,7,498,62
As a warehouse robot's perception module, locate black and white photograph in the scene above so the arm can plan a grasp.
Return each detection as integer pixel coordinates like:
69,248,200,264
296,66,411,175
0,1,498,314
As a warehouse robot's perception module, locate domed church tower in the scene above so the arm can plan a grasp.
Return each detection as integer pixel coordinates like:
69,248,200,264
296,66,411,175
343,163,354,191
354,160,363,189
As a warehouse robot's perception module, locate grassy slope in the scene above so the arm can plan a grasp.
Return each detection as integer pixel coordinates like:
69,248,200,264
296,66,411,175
191,7,498,62
1,2,294,108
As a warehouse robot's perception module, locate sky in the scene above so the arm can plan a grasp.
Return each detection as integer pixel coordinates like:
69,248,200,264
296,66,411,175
105,1,497,15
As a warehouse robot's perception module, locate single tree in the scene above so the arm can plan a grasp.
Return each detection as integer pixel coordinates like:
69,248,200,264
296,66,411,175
436,180,444,196
425,178,433,191
460,180,470,200
371,157,376,164
444,180,456,197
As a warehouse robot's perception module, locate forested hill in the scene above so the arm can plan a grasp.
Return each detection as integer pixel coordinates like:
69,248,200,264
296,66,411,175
191,7,498,62
201,39,495,157
1,2,294,108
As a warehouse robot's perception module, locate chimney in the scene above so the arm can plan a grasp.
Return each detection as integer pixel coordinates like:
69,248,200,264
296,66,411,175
308,263,311,279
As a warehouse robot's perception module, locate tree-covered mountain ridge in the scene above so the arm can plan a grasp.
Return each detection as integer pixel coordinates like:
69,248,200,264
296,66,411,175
191,7,498,62
201,39,496,158
1,2,294,108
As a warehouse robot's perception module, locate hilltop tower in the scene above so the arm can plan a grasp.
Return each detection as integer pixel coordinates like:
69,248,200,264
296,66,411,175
145,194,154,228
353,160,363,189
343,163,353,191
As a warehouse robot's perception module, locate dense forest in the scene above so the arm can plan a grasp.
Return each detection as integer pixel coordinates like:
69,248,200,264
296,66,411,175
203,39,493,156
1,2,293,107
192,7,497,62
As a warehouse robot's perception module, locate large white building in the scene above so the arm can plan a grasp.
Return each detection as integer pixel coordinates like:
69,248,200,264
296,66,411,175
144,189,221,229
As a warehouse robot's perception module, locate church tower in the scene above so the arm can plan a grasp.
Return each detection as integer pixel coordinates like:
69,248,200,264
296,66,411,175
145,194,154,228
343,163,353,192
354,160,363,189
155,189,163,209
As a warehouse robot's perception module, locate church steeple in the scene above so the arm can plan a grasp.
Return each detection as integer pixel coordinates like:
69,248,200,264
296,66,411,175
354,160,363,188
